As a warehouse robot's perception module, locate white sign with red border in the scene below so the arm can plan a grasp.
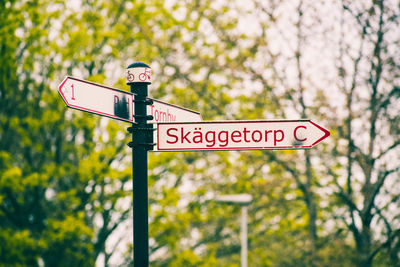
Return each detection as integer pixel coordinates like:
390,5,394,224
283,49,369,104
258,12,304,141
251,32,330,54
156,120,330,151
58,76,202,123
59,76,133,122
148,99,202,123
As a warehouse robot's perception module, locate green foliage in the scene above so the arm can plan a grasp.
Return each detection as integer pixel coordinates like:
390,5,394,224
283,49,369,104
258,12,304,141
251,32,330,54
0,1,132,266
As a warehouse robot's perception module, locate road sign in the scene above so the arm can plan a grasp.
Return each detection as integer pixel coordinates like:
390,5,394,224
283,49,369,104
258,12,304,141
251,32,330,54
156,120,330,151
59,76,134,122
58,76,202,123
149,99,202,123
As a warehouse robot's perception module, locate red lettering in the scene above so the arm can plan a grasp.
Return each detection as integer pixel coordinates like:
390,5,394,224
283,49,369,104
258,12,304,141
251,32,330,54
181,128,191,143
166,128,178,144
252,130,262,142
160,110,166,122
205,131,216,147
193,128,203,143
149,105,154,116
231,131,242,142
218,131,229,147
154,109,159,122
71,84,76,100
274,130,284,146
294,126,307,142
243,128,250,142
265,130,272,142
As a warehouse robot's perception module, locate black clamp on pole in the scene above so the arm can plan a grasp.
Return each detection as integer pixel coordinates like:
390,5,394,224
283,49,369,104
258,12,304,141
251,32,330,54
126,62,152,267
132,114,154,121
127,124,156,149
133,98,154,106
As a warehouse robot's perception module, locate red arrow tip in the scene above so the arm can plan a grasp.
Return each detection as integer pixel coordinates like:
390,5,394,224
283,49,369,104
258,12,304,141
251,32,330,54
310,121,330,146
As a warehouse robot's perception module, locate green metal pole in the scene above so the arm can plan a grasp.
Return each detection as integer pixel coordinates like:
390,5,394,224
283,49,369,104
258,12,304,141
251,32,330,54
127,62,153,267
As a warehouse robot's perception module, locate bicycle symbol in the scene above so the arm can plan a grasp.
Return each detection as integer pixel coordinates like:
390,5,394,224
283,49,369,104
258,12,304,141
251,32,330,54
126,67,151,82
139,67,151,81
127,70,135,82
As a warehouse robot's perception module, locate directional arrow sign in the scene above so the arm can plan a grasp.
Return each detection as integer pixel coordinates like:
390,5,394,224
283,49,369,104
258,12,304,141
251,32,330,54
59,76,134,122
156,120,330,151
148,98,202,123
58,76,202,123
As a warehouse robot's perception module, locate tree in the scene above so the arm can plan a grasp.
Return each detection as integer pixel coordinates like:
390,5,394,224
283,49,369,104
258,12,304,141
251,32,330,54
123,0,399,266
0,1,94,265
0,1,132,266
331,1,400,266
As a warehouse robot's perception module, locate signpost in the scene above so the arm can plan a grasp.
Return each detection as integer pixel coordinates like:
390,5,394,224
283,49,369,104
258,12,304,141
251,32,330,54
126,62,153,267
58,62,330,267
58,76,202,123
156,120,330,151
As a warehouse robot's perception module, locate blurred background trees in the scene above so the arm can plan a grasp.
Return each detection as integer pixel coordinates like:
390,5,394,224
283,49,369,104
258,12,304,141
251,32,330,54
0,0,399,266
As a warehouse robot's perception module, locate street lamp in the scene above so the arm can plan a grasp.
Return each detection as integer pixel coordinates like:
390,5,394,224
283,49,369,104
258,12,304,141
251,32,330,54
215,194,253,267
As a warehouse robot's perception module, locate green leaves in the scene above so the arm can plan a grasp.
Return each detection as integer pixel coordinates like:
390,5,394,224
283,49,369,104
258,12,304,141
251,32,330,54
0,228,43,267
44,214,94,267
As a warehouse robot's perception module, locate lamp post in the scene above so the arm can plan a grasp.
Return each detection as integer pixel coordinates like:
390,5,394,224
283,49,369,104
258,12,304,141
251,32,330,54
215,194,253,267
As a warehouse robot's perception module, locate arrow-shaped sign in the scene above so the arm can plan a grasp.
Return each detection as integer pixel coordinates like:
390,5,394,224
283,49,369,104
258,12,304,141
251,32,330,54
59,76,133,122
58,76,202,123
156,120,330,151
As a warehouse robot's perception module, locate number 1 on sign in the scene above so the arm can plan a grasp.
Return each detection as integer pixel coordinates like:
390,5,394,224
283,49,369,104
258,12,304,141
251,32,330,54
71,84,76,100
